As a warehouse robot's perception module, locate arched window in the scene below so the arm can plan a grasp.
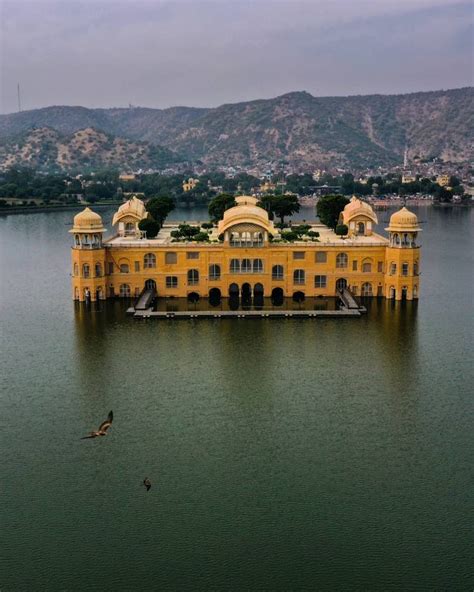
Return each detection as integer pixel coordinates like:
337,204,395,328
73,263,79,276
361,282,373,296
357,222,365,235
187,269,199,285
362,260,372,273
253,259,263,273
336,278,347,291
120,263,129,273
402,233,409,246
81,235,89,245
144,253,156,269
95,263,102,277
272,265,284,280
253,232,263,245
241,231,251,245
82,263,90,278
230,232,240,246
92,234,100,247
230,259,240,273
119,284,131,297
336,253,348,268
241,258,252,273
394,234,400,246
293,269,305,285
125,222,135,235
413,285,418,298
402,263,409,276
209,264,221,280
390,262,397,275
74,235,80,246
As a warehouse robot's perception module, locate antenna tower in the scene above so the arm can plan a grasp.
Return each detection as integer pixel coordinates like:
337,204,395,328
17,83,22,112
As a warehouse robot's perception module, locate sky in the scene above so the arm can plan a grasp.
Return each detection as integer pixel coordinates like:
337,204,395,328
0,0,472,113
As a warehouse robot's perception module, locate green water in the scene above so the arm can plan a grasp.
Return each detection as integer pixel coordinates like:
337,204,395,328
0,206,473,591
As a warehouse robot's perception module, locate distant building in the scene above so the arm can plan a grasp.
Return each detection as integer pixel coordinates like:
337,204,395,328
402,174,417,184
183,178,199,192
437,174,450,187
119,173,136,182
259,181,276,193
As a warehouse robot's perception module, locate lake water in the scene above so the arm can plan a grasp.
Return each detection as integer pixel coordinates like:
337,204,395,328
0,205,473,591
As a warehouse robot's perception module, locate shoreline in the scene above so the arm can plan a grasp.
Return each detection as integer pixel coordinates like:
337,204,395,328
1,199,471,217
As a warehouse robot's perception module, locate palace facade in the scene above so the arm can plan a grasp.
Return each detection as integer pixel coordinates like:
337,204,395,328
70,195,421,303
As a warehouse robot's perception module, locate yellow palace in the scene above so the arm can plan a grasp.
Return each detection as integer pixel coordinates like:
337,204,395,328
70,195,421,303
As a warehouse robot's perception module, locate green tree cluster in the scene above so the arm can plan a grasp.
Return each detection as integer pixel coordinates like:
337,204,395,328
208,193,236,222
316,194,349,229
258,194,300,226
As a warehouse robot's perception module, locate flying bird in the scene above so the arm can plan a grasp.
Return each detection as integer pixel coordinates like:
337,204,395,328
143,478,152,491
81,411,113,439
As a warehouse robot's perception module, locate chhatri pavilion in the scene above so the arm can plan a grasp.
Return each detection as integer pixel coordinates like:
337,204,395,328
70,195,421,303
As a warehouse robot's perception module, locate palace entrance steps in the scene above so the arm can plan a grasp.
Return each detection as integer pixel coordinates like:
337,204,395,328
127,288,366,319
135,287,156,311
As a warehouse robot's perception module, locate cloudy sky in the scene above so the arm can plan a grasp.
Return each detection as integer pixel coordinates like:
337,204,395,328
0,0,472,113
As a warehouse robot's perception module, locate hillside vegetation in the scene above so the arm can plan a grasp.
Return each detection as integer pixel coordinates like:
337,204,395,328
0,127,180,172
0,88,472,169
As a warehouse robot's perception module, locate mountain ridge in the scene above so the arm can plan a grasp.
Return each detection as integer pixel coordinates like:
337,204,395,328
1,87,472,169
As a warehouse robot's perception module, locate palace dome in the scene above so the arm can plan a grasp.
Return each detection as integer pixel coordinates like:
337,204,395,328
112,195,148,226
340,196,378,225
70,207,105,233
386,207,421,232
218,198,274,235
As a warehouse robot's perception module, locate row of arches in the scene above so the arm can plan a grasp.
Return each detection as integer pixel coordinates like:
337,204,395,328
230,259,264,273
74,234,102,248
389,232,417,248
74,263,103,278
389,261,419,276
229,231,264,247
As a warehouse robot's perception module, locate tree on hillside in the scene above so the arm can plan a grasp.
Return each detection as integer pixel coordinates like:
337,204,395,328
145,196,175,226
208,193,236,222
317,194,349,229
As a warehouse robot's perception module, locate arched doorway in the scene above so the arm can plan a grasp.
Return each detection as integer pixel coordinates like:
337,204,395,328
253,283,264,308
401,286,408,300
187,292,200,303
228,283,239,297
336,278,347,292
145,279,156,290
96,286,103,301
271,287,284,306
389,286,396,299
241,283,252,306
293,291,305,303
228,282,240,310
361,282,373,296
209,287,221,307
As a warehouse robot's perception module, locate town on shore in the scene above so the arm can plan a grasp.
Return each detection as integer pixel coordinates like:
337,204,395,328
0,158,472,214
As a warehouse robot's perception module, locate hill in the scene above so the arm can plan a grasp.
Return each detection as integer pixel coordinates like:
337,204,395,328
0,127,181,172
0,88,472,169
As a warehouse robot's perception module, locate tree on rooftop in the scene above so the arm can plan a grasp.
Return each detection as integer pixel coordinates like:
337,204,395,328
138,217,160,239
316,194,349,229
258,194,300,226
208,193,236,222
335,224,348,238
145,195,175,226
